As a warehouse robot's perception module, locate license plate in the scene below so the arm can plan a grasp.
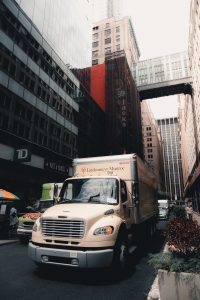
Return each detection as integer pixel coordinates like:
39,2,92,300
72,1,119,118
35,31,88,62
70,251,77,258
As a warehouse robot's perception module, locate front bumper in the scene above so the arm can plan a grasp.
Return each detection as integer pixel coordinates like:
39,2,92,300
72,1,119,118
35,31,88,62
17,228,32,237
28,242,114,268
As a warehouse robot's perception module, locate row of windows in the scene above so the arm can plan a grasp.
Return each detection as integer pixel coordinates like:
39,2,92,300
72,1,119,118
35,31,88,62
147,137,152,142
146,126,151,131
0,44,75,123
93,25,120,33
92,46,120,65
147,143,152,147
0,88,77,158
0,4,77,99
92,37,120,48
92,45,120,59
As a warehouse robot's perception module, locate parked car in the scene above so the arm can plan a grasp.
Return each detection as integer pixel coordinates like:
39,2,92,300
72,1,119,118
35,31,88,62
17,182,63,243
17,199,54,243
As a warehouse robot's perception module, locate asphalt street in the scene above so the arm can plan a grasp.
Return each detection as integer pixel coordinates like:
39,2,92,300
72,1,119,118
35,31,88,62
0,222,166,300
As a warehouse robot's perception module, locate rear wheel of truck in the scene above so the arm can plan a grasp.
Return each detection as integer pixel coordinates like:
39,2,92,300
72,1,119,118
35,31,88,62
112,230,129,275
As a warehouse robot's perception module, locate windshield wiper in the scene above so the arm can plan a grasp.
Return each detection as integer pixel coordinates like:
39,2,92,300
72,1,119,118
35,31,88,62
59,198,90,204
88,193,100,202
58,199,75,204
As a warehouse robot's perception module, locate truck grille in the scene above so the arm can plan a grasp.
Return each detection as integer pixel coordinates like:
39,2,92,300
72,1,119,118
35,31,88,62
42,219,85,239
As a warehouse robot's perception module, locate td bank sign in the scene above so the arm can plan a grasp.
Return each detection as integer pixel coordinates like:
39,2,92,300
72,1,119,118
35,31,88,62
14,146,31,162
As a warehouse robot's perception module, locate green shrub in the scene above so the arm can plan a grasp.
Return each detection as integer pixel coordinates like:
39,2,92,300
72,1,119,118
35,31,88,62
149,253,200,274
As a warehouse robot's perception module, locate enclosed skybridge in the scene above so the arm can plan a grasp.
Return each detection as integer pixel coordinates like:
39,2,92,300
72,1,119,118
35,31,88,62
132,52,193,100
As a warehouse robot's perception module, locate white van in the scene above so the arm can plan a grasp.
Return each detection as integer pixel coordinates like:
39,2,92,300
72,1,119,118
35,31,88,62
158,199,169,220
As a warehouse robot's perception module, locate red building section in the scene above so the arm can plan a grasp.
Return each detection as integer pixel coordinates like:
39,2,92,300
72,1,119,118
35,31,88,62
91,64,106,112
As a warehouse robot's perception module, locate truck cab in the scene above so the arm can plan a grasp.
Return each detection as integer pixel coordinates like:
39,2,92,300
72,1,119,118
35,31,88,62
28,154,157,271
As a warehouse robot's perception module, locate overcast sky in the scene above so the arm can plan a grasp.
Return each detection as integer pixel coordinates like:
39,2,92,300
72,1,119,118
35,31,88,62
123,0,191,119
123,0,190,60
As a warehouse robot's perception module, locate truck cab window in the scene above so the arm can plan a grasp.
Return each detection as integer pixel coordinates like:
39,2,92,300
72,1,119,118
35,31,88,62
121,180,127,203
60,178,119,205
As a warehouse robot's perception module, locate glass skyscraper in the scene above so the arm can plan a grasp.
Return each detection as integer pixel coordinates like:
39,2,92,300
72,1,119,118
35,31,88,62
157,117,184,201
15,0,92,68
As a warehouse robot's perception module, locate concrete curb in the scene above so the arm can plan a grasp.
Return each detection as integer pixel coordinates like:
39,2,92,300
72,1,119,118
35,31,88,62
147,244,168,299
0,239,19,246
147,275,160,300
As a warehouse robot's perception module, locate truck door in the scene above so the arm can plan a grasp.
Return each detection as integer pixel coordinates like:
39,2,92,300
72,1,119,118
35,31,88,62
121,180,131,226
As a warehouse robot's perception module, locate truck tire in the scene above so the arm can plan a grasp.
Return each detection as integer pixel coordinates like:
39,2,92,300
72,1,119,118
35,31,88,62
113,230,129,273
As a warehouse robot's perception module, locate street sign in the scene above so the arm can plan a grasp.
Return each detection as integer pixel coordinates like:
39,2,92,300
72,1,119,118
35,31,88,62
14,146,31,162
44,159,69,174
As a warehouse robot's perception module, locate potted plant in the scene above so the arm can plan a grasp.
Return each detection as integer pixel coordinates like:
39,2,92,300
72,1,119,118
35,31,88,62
149,217,200,300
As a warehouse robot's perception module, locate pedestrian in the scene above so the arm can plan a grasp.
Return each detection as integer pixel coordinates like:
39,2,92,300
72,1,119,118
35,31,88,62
9,206,18,236
186,201,193,220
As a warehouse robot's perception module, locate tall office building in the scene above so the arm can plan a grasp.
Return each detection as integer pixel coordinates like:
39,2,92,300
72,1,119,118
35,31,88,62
157,117,184,201
92,16,140,69
180,0,200,214
15,0,92,68
91,3,141,156
141,101,164,190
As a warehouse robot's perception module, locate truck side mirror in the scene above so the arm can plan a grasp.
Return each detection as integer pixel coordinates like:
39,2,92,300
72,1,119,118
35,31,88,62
132,182,139,206
120,180,127,203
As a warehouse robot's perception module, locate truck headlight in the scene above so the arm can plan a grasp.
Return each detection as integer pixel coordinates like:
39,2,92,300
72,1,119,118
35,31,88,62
32,218,41,232
32,222,38,232
93,226,114,235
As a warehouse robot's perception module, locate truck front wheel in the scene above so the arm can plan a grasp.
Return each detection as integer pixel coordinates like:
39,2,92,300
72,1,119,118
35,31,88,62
113,231,129,273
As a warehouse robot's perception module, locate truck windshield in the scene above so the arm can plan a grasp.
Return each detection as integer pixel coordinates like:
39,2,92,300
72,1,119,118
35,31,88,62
59,178,118,205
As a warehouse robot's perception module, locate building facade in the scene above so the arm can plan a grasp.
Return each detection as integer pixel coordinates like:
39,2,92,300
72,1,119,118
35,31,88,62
141,101,164,190
15,0,92,68
180,0,200,214
92,16,140,69
157,117,184,201
0,0,105,203
179,94,196,190
105,51,143,156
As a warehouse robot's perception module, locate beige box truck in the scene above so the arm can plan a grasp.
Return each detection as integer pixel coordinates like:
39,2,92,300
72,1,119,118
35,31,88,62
28,154,158,271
